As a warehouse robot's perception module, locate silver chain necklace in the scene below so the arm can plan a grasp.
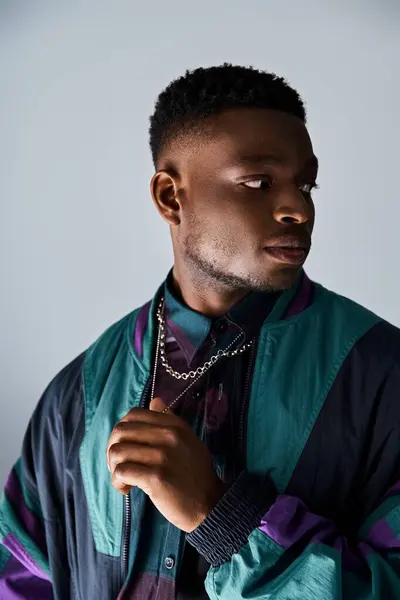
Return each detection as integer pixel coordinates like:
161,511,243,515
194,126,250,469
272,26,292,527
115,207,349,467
150,297,254,414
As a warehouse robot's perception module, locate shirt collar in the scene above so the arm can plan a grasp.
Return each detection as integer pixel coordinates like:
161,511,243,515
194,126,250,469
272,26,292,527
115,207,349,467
164,270,281,362
164,272,211,361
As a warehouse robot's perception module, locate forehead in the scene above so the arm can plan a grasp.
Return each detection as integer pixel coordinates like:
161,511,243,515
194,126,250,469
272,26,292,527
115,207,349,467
183,108,315,172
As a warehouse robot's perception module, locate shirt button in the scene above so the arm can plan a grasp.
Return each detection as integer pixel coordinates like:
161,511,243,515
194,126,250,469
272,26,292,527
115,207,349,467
164,556,175,570
192,389,203,401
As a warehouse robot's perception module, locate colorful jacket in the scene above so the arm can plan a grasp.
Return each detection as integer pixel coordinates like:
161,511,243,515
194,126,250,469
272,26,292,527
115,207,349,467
2,273,400,599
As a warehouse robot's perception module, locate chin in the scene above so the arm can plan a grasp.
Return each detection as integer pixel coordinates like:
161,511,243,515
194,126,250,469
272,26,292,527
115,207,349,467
272,266,302,289
249,265,302,293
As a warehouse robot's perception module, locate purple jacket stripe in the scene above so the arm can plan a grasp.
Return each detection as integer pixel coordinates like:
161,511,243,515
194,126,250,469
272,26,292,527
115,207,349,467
2,534,50,581
258,496,377,579
118,571,175,600
365,518,400,552
258,495,338,549
5,469,47,555
0,552,53,599
134,301,151,357
283,272,313,318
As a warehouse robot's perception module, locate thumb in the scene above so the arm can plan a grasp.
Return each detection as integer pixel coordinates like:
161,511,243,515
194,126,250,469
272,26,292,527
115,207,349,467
149,397,169,413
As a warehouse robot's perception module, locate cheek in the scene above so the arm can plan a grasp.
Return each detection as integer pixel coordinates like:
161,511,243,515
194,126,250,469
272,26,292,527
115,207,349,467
193,187,266,239
183,182,272,258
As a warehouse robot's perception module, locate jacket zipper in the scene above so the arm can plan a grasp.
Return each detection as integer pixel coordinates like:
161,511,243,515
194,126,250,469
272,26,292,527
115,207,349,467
237,340,257,471
121,493,131,584
120,378,152,586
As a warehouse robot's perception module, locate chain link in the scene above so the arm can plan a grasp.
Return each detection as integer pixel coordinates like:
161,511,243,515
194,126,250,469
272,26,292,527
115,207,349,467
156,297,253,381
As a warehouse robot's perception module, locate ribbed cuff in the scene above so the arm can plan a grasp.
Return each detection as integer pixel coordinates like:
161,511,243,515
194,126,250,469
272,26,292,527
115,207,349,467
186,470,276,567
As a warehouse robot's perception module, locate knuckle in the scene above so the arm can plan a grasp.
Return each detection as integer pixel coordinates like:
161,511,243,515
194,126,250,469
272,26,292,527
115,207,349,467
161,427,179,447
153,448,168,466
114,463,126,481
108,424,125,448
113,421,128,436
108,442,122,462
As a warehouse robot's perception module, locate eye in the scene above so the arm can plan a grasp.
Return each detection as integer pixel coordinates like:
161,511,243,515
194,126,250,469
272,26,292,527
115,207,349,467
299,182,319,194
242,178,272,190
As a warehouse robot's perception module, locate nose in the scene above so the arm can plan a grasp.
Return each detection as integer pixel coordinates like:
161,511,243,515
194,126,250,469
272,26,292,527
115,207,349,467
273,186,312,225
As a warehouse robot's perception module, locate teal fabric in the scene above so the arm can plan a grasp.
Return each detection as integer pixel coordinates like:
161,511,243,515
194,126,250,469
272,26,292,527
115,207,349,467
247,285,381,492
359,495,400,540
311,565,400,600
363,553,400,598
80,282,165,557
139,283,164,372
0,494,50,576
13,459,43,521
80,311,148,557
383,508,400,542
0,545,9,572
164,276,211,352
206,536,341,600
208,535,400,599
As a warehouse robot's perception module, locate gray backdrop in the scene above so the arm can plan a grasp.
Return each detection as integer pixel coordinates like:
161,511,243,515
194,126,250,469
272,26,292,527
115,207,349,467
1,0,399,485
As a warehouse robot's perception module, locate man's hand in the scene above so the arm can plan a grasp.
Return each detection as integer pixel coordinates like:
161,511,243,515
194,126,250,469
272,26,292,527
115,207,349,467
106,397,227,533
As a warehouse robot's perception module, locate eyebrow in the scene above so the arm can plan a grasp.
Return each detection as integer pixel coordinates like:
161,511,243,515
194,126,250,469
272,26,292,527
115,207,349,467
235,153,319,171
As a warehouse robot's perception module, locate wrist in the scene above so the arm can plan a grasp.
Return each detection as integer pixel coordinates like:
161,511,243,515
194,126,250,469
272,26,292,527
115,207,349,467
190,477,230,532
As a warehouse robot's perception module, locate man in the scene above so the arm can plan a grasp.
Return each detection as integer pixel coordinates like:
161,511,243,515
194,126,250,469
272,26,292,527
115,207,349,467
1,63,400,600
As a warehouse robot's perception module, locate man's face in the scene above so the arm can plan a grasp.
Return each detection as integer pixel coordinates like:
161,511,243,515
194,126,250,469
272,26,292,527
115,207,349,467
163,107,318,292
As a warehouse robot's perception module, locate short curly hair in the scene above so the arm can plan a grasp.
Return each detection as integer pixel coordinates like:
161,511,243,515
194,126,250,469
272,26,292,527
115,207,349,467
149,62,306,169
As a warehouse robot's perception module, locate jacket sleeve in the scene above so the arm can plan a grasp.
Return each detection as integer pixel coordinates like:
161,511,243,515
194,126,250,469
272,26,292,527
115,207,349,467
187,471,400,600
187,365,400,600
0,359,76,599
0,451,54,598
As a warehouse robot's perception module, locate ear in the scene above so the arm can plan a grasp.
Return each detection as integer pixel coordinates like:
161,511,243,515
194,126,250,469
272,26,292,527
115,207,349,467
150,169,181,226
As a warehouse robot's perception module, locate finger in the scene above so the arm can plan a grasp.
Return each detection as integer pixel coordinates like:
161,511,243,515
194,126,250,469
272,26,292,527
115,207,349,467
106,421,179,460
149,397,169,413
107,421,158,456
108,442,167,474
114,482,132,495
121,406,174,424
111,462,158,496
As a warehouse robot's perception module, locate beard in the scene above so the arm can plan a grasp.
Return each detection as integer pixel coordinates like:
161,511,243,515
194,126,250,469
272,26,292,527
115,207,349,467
183,231,291,294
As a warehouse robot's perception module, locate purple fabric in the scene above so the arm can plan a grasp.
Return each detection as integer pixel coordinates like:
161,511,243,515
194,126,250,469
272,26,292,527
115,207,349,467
134,301,151,357
2,534,50,582
5,469,47,555
366,518,400,551
258,495,400,579
0,552,53,599
258,496,382,554
118,571,175,600
259,495,338,549
283,272,312,318
166,318,197,366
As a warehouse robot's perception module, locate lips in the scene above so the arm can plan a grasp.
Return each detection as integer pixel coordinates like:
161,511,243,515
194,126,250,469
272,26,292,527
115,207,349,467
263,235,311,265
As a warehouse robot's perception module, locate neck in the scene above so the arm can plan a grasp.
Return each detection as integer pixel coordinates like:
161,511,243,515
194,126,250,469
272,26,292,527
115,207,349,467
171,261,250,318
